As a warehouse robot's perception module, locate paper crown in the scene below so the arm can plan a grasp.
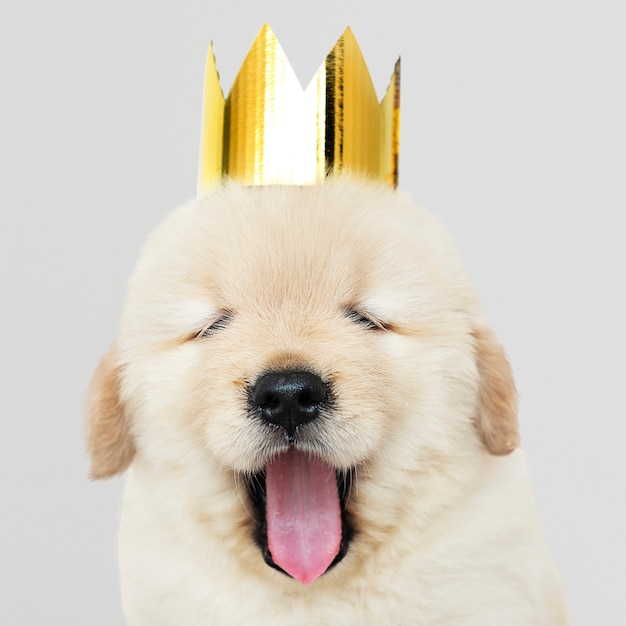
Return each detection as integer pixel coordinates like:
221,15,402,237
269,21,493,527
197,24,400,191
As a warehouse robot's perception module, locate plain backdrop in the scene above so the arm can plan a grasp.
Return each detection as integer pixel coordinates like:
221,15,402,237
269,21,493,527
1,1,624,624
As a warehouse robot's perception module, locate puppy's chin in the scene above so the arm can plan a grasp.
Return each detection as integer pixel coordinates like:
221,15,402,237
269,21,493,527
243,446,356,584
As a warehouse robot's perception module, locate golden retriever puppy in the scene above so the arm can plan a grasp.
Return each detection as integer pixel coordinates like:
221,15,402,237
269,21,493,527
86,177,568,625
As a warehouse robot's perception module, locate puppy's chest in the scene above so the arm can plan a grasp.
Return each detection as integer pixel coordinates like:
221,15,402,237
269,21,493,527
123,528,535,626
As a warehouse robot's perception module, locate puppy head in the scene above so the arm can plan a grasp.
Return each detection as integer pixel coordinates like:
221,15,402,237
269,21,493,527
85,178,518,576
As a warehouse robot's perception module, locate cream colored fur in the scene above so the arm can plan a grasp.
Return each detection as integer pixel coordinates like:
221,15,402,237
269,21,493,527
86,178,568,625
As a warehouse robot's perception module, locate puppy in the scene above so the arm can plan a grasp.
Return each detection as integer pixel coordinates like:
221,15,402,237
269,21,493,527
86,177,568,625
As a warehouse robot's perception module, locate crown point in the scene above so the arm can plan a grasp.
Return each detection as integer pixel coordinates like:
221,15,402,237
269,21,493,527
339,25,356,41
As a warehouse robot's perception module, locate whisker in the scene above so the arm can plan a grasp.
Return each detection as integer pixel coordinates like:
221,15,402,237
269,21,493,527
337,467,356,510
234,472,257,522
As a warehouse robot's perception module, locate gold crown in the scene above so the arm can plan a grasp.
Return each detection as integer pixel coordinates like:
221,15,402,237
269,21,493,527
197,24,400,191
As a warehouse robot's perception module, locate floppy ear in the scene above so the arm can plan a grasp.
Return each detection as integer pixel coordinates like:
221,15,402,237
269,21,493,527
85,342,135,479
472,326,519,455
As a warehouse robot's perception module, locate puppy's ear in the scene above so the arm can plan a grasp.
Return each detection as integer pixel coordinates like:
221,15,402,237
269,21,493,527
473,326,519,455
85,343,135,479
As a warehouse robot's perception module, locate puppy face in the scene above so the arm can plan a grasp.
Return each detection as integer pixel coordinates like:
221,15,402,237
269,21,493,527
86,178,518,584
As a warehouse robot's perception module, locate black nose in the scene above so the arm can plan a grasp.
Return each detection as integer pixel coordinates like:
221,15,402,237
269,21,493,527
250,371,328,436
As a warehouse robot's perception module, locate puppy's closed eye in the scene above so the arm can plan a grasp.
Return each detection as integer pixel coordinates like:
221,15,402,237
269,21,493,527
198,312,234,338
345,309,389,332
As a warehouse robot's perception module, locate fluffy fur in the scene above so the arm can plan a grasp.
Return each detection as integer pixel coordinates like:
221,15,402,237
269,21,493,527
86,178,568,625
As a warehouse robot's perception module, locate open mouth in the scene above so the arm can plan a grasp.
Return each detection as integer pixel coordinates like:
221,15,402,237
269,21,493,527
246,447,354,584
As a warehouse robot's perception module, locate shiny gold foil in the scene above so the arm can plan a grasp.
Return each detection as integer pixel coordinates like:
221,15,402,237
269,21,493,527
197,24,400,191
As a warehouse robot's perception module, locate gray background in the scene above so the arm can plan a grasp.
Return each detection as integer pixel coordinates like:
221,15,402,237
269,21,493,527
1,1,624,624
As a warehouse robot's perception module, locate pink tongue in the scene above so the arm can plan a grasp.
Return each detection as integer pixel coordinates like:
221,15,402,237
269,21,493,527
265,448,341,584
